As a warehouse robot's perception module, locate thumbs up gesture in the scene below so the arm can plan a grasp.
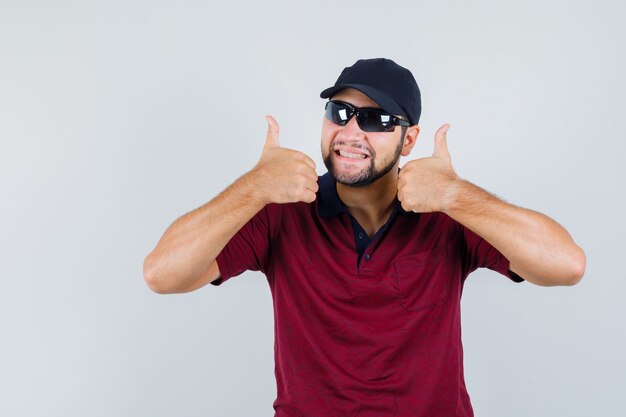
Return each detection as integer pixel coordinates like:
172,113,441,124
251,115,319,205
397,124,461,213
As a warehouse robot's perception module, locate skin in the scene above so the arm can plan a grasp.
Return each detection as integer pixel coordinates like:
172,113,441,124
321,88,420,237
143,88,585,294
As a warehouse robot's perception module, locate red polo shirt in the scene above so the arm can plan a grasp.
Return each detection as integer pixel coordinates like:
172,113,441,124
213,172,524,417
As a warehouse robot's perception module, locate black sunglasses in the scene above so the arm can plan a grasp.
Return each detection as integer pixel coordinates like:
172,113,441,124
324,100,410,132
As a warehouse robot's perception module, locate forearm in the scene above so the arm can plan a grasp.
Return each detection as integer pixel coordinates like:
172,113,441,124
143,170,267,293
444,179,586,286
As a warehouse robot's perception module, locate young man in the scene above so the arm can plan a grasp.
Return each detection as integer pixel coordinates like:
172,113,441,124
144,58,585,417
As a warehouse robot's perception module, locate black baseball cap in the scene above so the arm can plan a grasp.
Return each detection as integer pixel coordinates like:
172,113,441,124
320,58,422,125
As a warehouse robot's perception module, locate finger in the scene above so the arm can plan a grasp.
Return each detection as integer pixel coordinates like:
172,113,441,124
433,124,451,159
264,115,280,148
300,189,317,204
300,153,317,170
397,163,411,184
399,159,415,173
304,169,319,185
305,178,319,194
398,164,407,177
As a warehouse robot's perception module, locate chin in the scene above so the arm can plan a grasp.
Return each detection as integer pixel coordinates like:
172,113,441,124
325,156,374,186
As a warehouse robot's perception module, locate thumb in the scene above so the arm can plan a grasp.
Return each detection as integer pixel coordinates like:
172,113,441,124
433,124,451,158
264,115,280,149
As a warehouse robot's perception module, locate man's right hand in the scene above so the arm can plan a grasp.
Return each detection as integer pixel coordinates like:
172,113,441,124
251,115,319,205
144,115,319,294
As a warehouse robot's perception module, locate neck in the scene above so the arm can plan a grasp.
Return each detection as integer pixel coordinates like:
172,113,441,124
336,165,399,234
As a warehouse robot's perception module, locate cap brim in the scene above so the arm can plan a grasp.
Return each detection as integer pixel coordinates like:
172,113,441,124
320,83,406,118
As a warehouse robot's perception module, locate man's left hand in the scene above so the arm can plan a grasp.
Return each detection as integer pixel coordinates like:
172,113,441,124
397,124,461,213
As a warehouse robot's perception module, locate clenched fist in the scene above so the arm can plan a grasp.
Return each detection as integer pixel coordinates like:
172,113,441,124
251,115,319,205
397,124,461,213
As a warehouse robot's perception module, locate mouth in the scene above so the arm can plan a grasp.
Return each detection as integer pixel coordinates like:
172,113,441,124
335,150,369,161
333,148,370,162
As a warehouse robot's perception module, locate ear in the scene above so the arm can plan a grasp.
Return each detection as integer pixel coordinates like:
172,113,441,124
400,125,420,157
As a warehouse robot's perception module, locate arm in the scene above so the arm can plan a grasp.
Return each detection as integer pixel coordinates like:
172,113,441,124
143,172,267,294
143,116,318,294
397,124,585,287
444,179,586,286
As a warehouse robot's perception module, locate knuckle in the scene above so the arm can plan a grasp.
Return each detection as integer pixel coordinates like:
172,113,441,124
297,176,308,189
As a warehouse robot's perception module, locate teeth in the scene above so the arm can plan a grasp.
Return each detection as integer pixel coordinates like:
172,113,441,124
338,150,366,159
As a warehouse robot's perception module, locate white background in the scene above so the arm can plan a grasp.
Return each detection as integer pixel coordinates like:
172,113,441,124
1,0,624,416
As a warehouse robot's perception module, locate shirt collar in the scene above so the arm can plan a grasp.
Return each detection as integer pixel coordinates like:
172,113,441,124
317,170,409,218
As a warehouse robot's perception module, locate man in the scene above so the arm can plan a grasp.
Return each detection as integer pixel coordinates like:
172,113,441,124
144,58,585,417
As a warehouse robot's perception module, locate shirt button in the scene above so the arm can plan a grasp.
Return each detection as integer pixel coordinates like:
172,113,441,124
364,253,371,261
358,232,364,239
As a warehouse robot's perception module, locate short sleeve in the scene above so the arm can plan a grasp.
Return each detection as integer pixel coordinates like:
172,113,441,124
211,204,274,286
460,224,524,283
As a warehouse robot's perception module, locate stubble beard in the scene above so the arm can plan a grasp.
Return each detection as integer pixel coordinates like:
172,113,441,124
323,138,403,188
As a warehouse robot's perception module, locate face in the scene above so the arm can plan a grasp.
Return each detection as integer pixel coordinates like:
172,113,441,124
321,88,416,187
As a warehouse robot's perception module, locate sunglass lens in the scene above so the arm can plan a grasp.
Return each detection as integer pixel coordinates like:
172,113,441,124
358,109,394,132
325,102,352,125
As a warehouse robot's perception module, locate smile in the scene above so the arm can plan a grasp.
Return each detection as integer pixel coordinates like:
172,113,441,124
335,150,369,160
